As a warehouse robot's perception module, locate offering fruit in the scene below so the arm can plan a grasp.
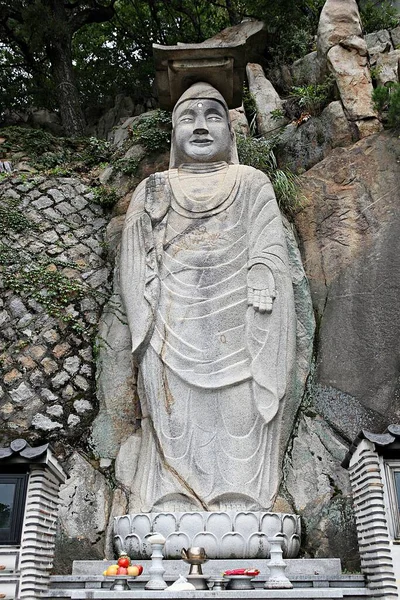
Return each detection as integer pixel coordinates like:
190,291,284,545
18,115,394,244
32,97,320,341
104,565,119,576
117,554,131,568
127,564,143,576
117,566,128,575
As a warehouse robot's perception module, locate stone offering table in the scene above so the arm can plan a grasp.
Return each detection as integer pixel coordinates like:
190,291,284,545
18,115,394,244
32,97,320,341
45,559,368,600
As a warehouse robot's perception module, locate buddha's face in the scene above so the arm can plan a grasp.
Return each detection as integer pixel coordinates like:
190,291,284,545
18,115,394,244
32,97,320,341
173,99,231,164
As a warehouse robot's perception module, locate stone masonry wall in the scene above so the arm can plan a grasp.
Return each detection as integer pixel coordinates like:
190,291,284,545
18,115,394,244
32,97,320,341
0,175,111,450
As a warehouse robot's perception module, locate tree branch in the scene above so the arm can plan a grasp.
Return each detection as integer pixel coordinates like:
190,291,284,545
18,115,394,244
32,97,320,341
69,0,116,32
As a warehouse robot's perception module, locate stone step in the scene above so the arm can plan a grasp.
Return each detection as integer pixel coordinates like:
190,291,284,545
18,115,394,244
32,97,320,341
42,588,370,600
49,575,366,590
44,574,367,600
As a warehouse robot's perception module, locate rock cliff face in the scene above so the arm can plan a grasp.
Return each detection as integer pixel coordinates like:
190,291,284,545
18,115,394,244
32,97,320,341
1,2,400,575
296,131,400,433
286,130,400,568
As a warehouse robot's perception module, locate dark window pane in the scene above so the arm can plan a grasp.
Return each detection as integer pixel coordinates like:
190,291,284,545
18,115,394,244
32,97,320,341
0,475,28,544
394,471,400,510
0,483,16,529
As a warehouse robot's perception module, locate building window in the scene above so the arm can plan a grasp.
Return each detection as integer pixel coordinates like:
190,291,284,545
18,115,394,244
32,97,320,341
0,474,28,544
384,461,400,539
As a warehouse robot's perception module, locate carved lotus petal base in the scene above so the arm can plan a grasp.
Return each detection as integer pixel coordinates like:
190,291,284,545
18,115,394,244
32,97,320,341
114,512,301,559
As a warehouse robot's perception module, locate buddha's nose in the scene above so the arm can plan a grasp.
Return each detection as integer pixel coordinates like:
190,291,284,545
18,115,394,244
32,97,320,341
193,114,208,134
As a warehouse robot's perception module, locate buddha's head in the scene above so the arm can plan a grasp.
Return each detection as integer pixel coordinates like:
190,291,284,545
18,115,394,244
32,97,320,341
170,82,237,167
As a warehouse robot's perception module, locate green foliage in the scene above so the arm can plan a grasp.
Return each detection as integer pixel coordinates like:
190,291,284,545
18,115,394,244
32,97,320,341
289,76,334,115
372,85,391,112
113,156,140,176
369,64,382,83
78,137,113,167
0,127,60,160
45,166,73,177
0,0,331,124
130,110,172,153
72,0,231,110
0,198,32,235
271,26,314,65
1,252,87,331
236,134,301,214
242,85,257,117
91,184,118,208
0,173,11,184
0,127,113,173
263,0,325,66
372,82,400,128
237,134,278,174
242,86,257,133
359,0,399,33
0,188,101,332
270,108,285,121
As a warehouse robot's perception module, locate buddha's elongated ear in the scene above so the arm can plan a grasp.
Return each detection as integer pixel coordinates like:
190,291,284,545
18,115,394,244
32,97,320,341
230,126,239,165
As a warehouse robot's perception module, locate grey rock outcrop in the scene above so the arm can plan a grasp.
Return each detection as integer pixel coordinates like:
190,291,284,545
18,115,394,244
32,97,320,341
295,131,400,432
94,95,153,140
291,51,324,86
365,29,393,58
30,109,64,136
90,288,138,460
282,412,359,570
55,452,113,572
317,0,382,137
327,37,377,119
317,0,363,58
374,49,400,86
391,24,400,48
246,63,287,135
281,130,400,568
277,101,353,173
229,105,250,136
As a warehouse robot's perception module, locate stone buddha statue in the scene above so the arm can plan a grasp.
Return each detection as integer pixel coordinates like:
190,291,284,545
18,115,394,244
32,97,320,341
118,82,296,513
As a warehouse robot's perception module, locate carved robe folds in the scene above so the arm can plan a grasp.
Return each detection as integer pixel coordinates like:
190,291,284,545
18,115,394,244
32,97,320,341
119,164,295,512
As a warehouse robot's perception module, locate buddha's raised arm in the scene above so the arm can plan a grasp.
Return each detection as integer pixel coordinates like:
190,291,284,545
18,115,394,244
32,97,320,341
119,179,160,362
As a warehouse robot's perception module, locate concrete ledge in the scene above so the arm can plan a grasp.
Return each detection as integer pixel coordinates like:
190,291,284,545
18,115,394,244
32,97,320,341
69,591,347,599
49,575,366,590
72,560,342,577
42,590,370,600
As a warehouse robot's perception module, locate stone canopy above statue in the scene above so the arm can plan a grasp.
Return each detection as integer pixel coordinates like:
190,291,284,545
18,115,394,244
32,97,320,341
153,20,266,109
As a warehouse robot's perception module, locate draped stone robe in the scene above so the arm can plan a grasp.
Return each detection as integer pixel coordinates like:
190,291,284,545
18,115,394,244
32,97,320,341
119,163,295,512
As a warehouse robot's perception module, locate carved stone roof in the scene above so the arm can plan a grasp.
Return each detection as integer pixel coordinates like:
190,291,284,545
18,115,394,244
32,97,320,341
342,424,400,468
153,21,266,110
0,438,49,461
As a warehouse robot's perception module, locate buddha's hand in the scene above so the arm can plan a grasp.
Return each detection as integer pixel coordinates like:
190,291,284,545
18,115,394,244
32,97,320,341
247,263,276,314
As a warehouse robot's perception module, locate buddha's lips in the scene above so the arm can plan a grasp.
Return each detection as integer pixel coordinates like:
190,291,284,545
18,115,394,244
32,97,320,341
191,138,213,144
